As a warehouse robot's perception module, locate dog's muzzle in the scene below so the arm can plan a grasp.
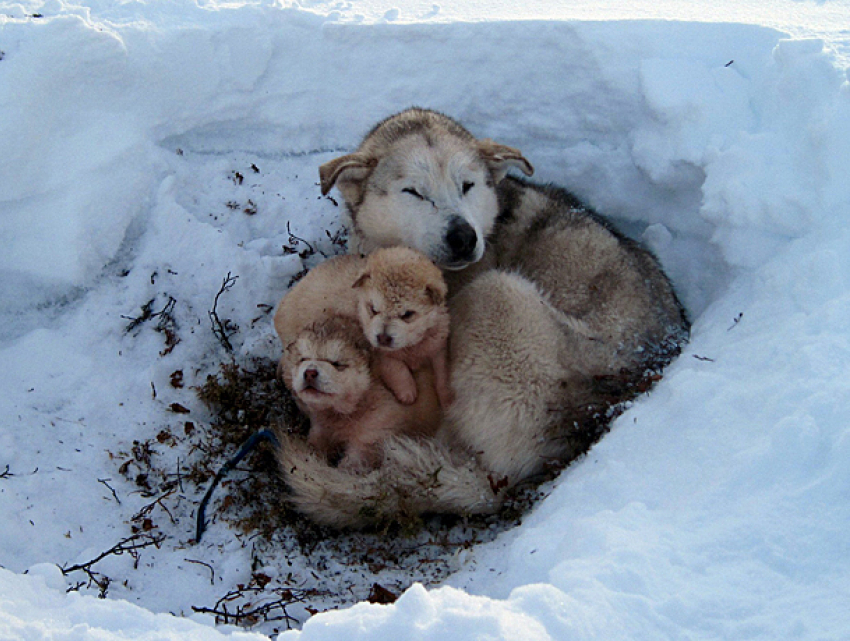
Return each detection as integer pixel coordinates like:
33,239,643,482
444,217,478,267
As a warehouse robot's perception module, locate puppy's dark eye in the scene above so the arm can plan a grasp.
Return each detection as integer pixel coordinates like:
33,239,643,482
400,310,417,321
402,187,425,200
368,303,379,316
330,361,348,371
462,181,475,195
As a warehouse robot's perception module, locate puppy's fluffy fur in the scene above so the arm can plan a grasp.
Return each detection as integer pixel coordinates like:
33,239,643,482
273,253,364,358
280,316,441,472
353,247,453,409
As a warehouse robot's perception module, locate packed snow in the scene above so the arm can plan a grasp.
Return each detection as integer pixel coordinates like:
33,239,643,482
2,0,850,639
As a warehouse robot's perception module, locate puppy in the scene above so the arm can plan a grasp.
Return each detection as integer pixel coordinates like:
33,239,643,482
353,247,453,409
273,253,365,379
280,316,441,472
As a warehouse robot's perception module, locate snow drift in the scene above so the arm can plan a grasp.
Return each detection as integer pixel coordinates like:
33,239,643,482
1,1,849,639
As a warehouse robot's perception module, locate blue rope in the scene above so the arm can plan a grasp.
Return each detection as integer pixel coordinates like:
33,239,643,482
195,428,280,543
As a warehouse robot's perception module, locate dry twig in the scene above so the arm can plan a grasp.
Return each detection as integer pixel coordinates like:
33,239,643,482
62,533,165,599
209,273,239,352
191,584,322,630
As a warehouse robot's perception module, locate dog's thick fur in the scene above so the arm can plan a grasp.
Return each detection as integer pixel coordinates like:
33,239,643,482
279,317,441,472
276,108,688,527
354,247,453,409
274,430,502,529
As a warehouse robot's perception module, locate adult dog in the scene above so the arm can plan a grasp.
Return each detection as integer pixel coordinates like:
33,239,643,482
275,108,688,527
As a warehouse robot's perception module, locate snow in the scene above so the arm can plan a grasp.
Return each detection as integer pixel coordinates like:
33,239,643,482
1,564,267,640
2,0,850,639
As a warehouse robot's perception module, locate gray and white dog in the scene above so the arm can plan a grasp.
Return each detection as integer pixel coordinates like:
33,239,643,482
275,108,689,527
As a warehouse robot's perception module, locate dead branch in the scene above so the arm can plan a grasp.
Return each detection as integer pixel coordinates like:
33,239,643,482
0,465,12,479
155,296,180,356
132,489,177,525
209,273,239,352
61,533,165,598
285,221,316,256
98,478,121,504
62,533,165,575
184,558,216,585
191,585,321,630
325,227,348,252
122,295,180,355
122,296,176,334
122,298,156,333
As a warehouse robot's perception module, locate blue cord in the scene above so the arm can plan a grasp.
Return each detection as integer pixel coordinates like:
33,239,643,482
195,428,280,543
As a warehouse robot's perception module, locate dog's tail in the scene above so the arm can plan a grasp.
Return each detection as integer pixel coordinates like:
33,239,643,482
273,430,504,529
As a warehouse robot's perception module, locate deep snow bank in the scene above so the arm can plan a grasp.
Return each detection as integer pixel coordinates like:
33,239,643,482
2,1,850,639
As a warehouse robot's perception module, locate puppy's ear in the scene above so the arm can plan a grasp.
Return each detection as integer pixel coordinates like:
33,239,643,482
477,139,534,182
352,272,371,289
425,281,448,306
318,153,378,201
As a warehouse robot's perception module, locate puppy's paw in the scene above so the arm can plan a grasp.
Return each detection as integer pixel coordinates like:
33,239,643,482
395,388,418,405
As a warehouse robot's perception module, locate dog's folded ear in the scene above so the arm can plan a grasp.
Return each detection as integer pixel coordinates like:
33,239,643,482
477,139,534,182
319,153,378,199
352,271,371,289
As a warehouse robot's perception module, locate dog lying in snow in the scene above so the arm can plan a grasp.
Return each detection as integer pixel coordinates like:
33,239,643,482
270,107,689,528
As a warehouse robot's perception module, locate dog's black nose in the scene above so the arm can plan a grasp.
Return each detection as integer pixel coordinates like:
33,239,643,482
445,217,478,262
377,332,393,348
303,368,318,385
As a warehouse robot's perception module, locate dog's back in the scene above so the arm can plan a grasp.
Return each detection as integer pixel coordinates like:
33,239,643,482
488,177,688,372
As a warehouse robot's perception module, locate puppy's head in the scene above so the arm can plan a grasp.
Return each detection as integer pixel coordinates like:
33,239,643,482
282,318,372,415
353,247,448,351
319,108,533,270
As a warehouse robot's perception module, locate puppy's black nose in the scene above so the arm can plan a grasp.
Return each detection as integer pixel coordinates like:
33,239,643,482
377,332,393,348
303,368,318,385
445,217,478,262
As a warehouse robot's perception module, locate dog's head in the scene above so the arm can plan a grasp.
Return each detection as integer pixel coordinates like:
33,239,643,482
282,318,372,415
319,108,533,270
353,246,448,351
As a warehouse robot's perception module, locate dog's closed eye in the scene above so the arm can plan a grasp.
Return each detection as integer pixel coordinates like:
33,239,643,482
462,181,475,195
402,187,425,200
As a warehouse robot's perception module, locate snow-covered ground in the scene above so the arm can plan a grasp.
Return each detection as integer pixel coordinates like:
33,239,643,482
2,0,850,638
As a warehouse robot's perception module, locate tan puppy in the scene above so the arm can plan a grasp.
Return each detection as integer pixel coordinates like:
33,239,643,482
280,316,441,472
273,253,365,352
353,247,453,409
